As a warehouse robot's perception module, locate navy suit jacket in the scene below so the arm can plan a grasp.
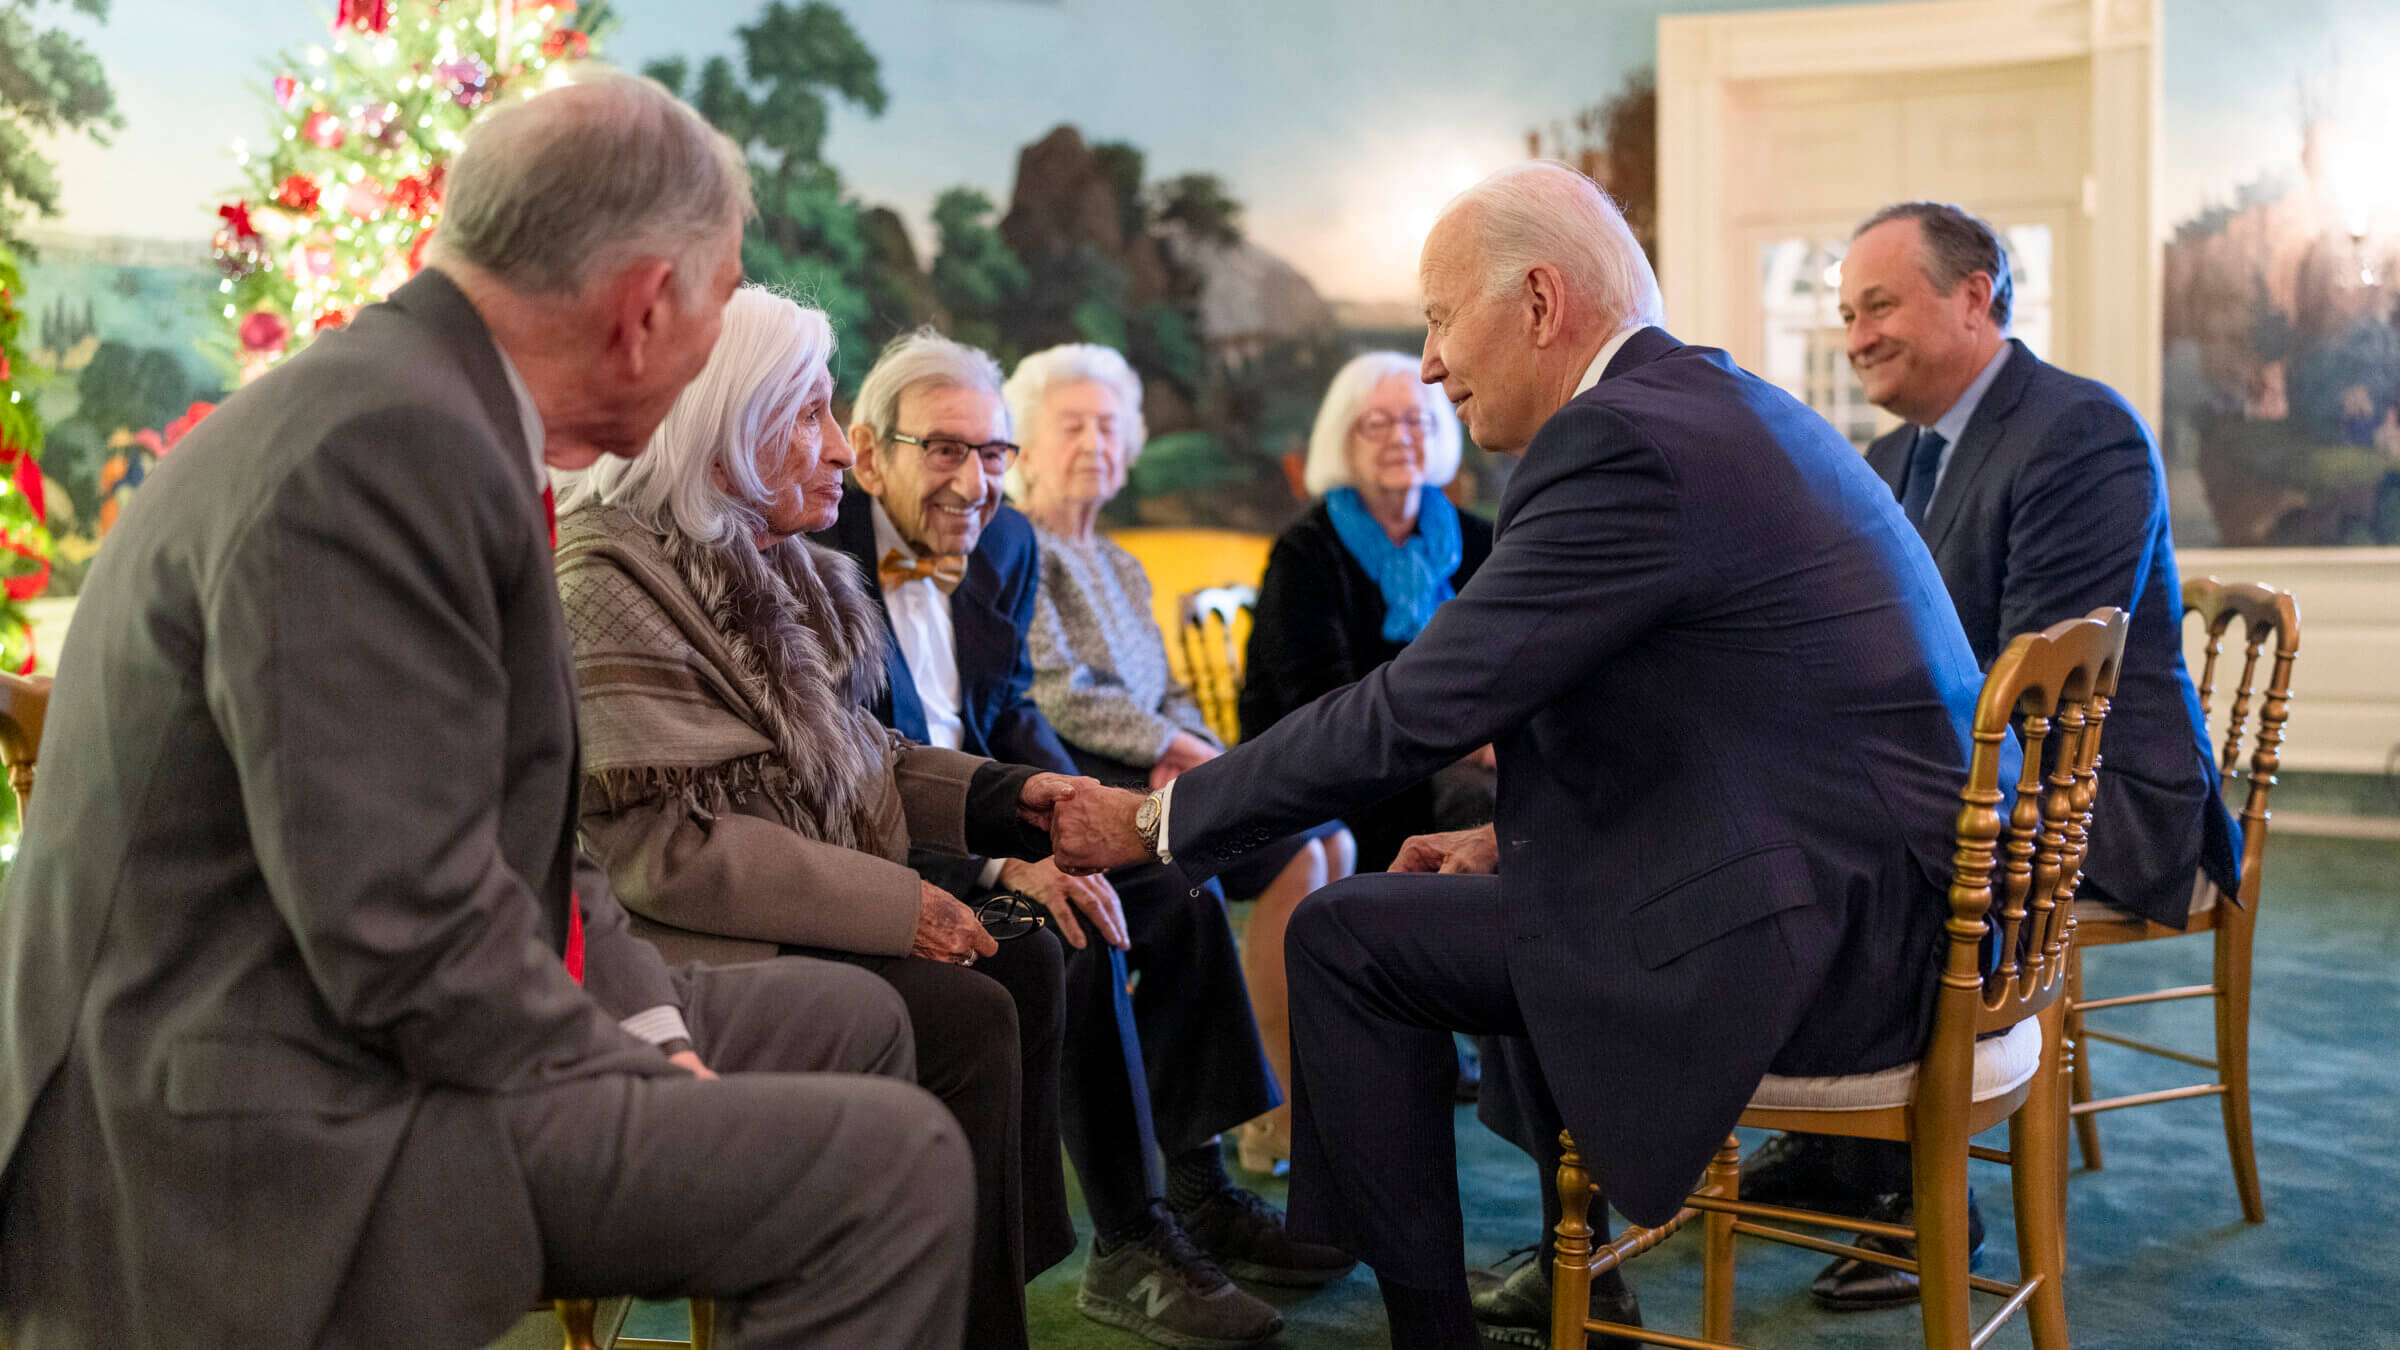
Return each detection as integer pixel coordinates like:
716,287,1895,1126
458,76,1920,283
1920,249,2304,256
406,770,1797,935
1866,341,2239,928
1165,328,1991,1227
815,492,1078,897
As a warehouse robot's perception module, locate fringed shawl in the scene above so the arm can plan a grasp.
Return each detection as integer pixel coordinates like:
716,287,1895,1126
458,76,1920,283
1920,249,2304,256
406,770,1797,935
556,503,908,860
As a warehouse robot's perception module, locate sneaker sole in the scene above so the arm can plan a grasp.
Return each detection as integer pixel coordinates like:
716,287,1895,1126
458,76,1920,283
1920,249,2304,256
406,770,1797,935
1218,1255,1357,1288
1073,1289,1283,1350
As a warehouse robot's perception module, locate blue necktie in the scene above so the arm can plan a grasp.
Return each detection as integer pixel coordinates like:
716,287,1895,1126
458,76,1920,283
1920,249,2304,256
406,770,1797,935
1899,428,1947,527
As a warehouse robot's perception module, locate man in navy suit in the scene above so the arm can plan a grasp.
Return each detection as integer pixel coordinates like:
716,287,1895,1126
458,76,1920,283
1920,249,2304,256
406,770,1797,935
815,330,1351,1350
1048,163,1991,1350
1736,200,2244,1308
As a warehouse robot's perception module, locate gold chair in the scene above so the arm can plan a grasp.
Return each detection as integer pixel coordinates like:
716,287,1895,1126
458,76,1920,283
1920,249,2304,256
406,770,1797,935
2065,578,2298,1224
1551,606,2131,1350
1174,584,1256,747
0,669,52,817
555,1297,712,1350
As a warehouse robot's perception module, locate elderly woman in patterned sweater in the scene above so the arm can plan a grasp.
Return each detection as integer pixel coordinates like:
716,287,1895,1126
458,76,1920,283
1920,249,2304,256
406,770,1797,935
1003,343,1354,1175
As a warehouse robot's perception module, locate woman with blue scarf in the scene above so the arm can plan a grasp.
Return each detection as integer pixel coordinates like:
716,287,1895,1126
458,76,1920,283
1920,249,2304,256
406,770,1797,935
1241,351,1498,874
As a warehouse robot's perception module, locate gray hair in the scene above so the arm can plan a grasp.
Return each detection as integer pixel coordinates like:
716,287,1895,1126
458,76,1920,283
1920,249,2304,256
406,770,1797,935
554,286,834,546
427,66,753,303
1001,343,1148,501
1852,201,2013,329
848,327,1008,450
1302,351,1462,497
1437,161,1663,333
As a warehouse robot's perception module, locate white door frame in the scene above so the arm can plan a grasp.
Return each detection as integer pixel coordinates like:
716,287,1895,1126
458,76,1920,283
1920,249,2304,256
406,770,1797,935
1657,0,2162,426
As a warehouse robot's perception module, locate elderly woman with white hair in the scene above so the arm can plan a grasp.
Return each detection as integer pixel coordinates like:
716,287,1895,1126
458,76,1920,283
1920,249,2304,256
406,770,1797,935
1003,342,1356,1177
1239,350,1499,874
553,287,1081,1350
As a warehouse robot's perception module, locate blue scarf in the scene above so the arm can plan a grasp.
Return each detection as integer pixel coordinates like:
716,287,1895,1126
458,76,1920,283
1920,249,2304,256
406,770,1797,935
1325,485,1462,643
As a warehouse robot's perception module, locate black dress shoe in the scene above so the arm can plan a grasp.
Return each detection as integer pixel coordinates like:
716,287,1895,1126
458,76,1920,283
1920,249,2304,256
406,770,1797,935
1808,1191,1986,1311
1734,1132,1858,1213
1466,1247,1642,1349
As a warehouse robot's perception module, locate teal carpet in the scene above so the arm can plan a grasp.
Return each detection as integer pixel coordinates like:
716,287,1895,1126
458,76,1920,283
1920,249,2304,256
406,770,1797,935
621,832,2400,1348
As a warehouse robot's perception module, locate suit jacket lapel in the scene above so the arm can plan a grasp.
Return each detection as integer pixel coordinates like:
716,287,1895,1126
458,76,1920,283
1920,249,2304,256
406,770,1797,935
1865,427,1911,497
1920,341,2034,554
815,488,923,737
946,554,1016,757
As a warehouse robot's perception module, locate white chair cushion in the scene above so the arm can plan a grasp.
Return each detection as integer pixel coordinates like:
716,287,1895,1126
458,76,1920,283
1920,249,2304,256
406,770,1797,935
1747,1018,2043,1113
2072,870,2218,924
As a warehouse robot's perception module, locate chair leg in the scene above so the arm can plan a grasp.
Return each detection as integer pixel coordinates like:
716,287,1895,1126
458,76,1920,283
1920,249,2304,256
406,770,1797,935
1910,1113,1975,1350
690,1298,716,1350
1552,1131,1597,1350
2216,912,2266,1223
2066,948,2102,1171
2008,1002,2073,1350
1700,1135,1740,1343
555,1299,601,1350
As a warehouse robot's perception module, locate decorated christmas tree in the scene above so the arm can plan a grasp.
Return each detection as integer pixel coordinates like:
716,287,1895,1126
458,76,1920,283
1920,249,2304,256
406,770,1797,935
213,0,614,380
0,246,53,678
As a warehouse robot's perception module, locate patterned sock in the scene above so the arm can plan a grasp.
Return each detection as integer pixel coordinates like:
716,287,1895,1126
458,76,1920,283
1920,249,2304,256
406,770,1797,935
1166,1140,1235,1214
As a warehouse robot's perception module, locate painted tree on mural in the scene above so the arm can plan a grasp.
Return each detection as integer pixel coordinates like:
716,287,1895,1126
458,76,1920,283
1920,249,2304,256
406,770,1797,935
212,0,614,380
0,0,122,252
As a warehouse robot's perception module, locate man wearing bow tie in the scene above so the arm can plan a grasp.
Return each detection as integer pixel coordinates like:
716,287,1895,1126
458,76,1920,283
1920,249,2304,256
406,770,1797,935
819,330,1348,1349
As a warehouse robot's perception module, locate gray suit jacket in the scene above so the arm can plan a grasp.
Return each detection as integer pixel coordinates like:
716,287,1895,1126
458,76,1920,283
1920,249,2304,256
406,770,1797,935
0,270,682,1349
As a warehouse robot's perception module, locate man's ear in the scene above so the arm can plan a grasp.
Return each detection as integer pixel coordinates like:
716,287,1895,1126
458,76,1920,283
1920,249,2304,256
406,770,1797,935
605,257,679,381
1524,262,1568,350
848,422,886,495
1961,270,1997,331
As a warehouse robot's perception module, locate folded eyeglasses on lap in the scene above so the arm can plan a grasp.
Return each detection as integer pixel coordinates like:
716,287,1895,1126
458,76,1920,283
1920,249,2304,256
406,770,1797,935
978,892,1050,940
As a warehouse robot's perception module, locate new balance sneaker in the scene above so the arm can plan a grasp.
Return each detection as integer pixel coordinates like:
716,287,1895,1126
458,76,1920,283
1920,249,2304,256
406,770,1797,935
1174,1185,1357,1287
1467,1246,1643,1350
1075,1206,1284,1349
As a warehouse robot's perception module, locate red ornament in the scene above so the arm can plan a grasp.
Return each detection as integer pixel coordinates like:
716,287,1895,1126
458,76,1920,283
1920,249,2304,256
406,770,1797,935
274,174,322,214
163,402,218,451
239,311,291,355
274,74,301,110
344,177,388,218
541,29,590,59
302,109,347,150
335,0,393,34
314,308,352,333
217,201,261,244
388,174,436,219
407,224,436,275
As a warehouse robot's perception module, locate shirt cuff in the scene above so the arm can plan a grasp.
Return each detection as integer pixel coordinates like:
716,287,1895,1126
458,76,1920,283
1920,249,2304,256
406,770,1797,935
979,856,1009,889
1156,779,1176,861
620,1004,691,1047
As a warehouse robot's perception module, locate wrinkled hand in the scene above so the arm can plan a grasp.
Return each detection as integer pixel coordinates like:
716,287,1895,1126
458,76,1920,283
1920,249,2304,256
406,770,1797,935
1018,772,1101,833
999,856,1129,951
1049,783,1152,875
1391,824,1501,875
1149,732,1221,791
911,881,1000,965
667,1049,718,1080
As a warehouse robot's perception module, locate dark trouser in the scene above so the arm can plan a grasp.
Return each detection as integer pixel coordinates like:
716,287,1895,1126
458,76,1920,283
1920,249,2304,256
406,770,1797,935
1282,872,1551,1345
794,933,1077,1350
362,958,970,1350
1054,859,1282,1234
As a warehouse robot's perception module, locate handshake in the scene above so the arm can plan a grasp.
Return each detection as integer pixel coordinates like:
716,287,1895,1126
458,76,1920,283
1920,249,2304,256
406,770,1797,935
1019,774,1158,875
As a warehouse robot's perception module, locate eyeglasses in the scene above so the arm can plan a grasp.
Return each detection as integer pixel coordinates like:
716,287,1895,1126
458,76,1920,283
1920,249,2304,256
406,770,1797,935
978,893,1051,940
889,431,1020,475
1354,410,1437,442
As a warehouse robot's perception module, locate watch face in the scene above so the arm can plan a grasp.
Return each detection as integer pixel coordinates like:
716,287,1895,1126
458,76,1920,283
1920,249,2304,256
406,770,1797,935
1136,795,1161,832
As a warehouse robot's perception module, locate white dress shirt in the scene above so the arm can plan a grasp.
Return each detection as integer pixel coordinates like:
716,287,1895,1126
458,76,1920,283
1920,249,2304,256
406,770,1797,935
498,343,691,1050
1918,342,2014,498
870,500,969,753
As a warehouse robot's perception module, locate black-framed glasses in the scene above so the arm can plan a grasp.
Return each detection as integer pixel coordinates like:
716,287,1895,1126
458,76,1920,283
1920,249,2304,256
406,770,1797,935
978,892,1050,940
1355,410,1437,442
888,430,1021,475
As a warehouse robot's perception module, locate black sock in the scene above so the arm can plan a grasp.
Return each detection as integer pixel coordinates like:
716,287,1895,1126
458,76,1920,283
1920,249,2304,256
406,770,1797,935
1377,1271,1480,1350
1166,1140,1234,1214
1094,1199,1168,1255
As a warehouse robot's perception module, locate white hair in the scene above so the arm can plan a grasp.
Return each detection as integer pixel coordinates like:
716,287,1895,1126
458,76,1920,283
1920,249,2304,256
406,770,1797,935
427,66,753,304
1302,351,1463,497
1000,343,1149,502
1437,160,1663,332
554,286,834,545
849,327,1008,457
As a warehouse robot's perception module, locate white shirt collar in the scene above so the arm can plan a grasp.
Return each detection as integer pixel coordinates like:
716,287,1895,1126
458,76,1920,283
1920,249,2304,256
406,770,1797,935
492,342,547,485
1926,341,2014,447
1572,325,1646,399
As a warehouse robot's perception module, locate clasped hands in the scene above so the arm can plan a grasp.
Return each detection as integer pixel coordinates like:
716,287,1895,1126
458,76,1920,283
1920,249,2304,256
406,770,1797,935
901,774,1139,963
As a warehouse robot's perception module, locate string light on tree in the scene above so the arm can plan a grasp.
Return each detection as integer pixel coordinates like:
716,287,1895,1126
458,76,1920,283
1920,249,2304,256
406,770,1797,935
214,0,616,381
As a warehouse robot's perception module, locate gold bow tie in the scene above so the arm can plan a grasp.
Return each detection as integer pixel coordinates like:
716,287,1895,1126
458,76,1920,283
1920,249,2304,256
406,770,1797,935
879,549,967,595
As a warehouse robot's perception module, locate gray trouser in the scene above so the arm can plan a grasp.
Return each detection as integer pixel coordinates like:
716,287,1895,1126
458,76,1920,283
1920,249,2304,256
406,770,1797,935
345,957,974,1350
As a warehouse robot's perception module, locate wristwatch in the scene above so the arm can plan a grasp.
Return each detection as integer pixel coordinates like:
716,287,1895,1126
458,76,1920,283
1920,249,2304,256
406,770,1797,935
1133,789,1168,862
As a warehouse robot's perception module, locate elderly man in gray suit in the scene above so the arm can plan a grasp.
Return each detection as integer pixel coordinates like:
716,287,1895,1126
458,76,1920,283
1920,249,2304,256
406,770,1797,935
0,72,984,1350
